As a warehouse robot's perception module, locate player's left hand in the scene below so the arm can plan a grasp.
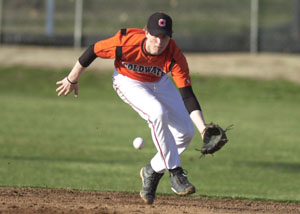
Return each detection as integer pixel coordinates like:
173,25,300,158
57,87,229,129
197,123,233,157
56,77,79,97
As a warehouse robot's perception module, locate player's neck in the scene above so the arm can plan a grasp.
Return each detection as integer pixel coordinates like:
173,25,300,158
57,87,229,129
144,39,157,56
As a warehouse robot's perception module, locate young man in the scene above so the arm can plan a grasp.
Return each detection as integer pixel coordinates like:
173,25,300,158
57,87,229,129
56,12,206,204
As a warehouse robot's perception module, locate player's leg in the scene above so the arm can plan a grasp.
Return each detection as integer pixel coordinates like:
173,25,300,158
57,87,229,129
153,74,195,159
112,70,184,203
113,70,180,171
152,74,196,196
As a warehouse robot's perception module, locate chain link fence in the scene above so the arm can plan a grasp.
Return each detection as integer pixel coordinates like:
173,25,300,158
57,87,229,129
0,0,299,52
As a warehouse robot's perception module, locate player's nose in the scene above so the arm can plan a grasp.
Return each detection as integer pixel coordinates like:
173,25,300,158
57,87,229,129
156,37,162,45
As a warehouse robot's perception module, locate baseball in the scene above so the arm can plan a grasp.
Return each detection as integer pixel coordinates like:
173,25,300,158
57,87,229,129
133,137,145,150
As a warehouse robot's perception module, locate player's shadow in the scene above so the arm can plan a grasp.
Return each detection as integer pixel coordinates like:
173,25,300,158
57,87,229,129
245,161,300,173
1,155,125,165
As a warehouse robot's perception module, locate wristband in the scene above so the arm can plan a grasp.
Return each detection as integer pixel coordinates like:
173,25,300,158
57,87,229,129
67,76,78,84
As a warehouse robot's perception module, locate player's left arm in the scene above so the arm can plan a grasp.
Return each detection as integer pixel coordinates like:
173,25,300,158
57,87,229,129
179,86,206,138
169,46,206,138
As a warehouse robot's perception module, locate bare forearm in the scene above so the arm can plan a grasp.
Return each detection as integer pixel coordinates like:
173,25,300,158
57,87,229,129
68,60,86,83
56,60,85,97
178,86,206,137
190,110,206,138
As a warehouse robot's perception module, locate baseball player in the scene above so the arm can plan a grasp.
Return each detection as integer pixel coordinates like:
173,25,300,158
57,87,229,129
56,12,207,204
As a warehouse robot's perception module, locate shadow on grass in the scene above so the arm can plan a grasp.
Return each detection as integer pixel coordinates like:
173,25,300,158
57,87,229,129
243,161,300,173
1,155,129,165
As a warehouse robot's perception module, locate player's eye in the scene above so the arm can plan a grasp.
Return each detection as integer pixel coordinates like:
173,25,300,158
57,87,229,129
157,35,170,41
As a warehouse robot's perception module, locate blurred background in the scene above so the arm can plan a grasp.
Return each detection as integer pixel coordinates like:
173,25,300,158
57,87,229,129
0,0,300,53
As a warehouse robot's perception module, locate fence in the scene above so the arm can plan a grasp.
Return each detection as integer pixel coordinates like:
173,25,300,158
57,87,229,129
0,0,299,53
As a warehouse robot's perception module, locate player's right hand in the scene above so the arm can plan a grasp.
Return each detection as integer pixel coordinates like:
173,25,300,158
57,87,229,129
56,77,79,98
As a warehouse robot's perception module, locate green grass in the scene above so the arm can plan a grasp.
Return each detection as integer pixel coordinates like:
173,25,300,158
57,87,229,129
0,66,300,202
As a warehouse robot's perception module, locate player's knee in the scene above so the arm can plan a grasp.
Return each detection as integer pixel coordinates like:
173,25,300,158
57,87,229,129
175,130,194,156
183,126,195,143
176,123,195,145
150,105,168,122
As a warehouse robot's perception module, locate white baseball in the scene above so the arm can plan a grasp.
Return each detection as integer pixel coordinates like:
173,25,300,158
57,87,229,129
133,137,145,150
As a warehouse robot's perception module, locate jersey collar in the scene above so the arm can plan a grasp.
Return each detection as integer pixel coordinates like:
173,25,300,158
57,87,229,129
141,38,158,57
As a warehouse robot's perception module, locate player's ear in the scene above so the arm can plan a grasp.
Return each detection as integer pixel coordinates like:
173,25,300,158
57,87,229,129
144,27,150,38
145,30,150,38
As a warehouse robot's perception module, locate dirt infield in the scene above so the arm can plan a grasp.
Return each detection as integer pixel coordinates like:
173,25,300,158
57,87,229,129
1,45,300,213
1,187,300,214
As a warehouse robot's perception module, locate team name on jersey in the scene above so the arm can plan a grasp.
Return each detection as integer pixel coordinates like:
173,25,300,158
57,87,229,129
122,62,165,77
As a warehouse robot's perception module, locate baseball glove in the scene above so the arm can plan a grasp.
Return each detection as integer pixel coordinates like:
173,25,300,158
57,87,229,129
197,123,232,157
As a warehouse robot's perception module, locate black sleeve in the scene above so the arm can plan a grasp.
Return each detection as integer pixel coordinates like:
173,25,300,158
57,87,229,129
179,86,202,114
78,44,97,67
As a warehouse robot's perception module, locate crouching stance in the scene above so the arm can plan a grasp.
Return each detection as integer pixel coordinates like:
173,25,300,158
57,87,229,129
56,12,206,204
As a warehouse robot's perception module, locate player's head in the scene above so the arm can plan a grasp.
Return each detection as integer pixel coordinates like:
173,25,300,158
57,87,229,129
145,12,172,55
146,12,173,38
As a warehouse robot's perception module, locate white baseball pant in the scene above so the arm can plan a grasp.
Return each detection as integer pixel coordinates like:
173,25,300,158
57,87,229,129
112,70,195,173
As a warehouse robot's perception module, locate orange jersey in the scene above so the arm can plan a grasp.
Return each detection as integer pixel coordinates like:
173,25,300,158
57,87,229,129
94,28,191,88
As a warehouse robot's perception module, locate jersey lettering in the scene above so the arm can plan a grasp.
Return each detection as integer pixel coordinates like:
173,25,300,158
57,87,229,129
122,62,165,77
94,28,191,88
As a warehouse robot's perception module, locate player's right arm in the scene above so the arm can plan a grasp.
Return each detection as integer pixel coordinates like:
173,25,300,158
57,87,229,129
56,28,126,97
56,28,127,97
56,44,97,97
56,60,84,97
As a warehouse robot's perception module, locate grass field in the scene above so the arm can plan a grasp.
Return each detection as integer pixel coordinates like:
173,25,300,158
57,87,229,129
1,66,300,203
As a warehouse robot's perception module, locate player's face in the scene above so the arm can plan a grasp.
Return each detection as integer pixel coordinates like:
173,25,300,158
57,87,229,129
145,32,170,55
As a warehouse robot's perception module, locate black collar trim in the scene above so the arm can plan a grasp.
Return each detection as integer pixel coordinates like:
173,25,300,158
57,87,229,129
141,38,157,57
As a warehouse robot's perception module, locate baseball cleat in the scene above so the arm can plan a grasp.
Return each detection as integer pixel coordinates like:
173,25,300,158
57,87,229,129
139,164,164,204
169,167,195,196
